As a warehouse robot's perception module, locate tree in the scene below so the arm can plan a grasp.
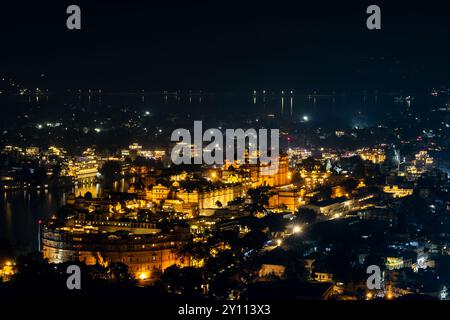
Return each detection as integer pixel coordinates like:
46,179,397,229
209,271,239,299
261,214,286,233
342,179,359,192
285,259,308,283
247,187,272,213
156,265,203,298
108,262,135,284
179,243,210,262
316,186,332,201
241,230,268,250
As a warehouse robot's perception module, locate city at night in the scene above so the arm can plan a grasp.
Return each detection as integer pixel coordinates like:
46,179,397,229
1,0,450,316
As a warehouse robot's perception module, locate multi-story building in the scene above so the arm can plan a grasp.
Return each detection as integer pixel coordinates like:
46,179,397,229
42,221,191,280
139,182,244,214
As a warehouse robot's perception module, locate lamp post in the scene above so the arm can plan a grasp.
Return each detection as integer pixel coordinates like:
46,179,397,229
38,219,42,252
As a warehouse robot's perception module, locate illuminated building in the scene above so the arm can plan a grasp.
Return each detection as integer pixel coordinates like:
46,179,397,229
303,197,355,217
171,141,202,159
386,257,404,270
331,184,354,198
67,150,99,184
258,264,286,279
129,143,143,151
257,154,290,187
383,185,413,198
170,171,189,182
296,156,330,190
47,146,65,157
0,260,16,281
3,145,23,153
357,148,386,164
67,159,98,184
300,169,330,190
414,150,434,168
122,143,165,160
221,163,252,186
146,183,171,202
138,181,244,215
314,272,334,283
269,186,305,212
403,150,435,179
25,146,40,156
223,154,290,188
287,148,312,161
176,184,243,211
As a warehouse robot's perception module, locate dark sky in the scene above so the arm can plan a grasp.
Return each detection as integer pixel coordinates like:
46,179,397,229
1,0,450,91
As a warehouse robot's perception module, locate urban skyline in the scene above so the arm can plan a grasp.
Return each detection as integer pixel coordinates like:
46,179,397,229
2,1,450,315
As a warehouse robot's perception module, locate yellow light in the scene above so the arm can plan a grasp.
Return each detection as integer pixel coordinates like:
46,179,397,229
386,293,393,300
293,225,302,234
5,261,12,267
138,272,148,280
366,292,373,300
276,239,282,246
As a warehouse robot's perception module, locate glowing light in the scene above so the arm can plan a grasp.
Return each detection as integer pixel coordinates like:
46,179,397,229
276,239,282,246
303,115,309,121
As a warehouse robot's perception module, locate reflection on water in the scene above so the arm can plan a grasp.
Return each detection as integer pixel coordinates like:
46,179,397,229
21,91,409,129
0,179,129,254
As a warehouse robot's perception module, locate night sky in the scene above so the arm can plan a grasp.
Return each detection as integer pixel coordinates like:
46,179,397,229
1,0,450,91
